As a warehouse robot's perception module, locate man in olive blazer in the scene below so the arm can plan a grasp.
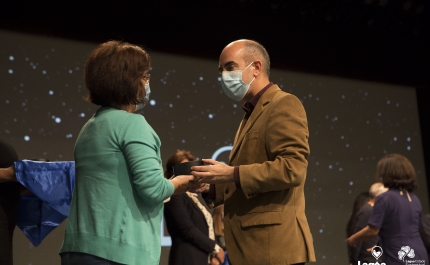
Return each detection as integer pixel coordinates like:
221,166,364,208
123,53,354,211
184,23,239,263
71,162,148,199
192,39,316,265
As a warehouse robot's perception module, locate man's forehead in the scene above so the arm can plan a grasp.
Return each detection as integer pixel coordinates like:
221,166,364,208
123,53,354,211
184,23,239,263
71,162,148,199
218,60,237,68
220,50,243,64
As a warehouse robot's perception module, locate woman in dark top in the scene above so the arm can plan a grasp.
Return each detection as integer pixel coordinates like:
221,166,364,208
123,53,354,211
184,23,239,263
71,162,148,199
347,153,428,264
164,150,224,265
346,192,374,264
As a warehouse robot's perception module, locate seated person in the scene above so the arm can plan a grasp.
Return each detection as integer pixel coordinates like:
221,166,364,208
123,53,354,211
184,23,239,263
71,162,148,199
163,150,224,265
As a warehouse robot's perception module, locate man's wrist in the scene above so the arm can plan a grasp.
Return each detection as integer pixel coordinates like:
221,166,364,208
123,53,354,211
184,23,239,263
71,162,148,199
233,166,241,188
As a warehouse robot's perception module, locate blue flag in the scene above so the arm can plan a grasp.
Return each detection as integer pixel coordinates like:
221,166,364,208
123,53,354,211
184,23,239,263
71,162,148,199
14,160,75,247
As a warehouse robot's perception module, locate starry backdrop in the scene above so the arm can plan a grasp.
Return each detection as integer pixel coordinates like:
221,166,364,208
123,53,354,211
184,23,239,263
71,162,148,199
1,30,428,265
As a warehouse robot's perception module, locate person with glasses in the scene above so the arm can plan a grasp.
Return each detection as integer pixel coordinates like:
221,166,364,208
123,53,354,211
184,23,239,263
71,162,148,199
59,40,196,265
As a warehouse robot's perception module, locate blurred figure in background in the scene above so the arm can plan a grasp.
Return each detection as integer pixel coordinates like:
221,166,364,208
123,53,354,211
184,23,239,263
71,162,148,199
164,150,224,265
346,192,370,265
420,213,430,258
347,153,428,264
0,139,19,265
346,182,388,265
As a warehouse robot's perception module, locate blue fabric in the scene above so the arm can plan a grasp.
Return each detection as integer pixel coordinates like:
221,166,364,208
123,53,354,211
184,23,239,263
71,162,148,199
14,160,75,247
222,251,230,265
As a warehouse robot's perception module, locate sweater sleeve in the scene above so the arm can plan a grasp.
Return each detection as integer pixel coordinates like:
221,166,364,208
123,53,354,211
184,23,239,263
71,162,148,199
119,114,174,205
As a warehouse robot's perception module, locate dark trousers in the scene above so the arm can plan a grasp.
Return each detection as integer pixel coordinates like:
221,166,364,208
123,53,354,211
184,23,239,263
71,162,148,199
0,182,20,265
60,252,125,265
0,140,20,265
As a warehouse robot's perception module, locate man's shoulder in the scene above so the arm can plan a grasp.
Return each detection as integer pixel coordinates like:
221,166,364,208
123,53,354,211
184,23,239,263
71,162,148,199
264,86,299,104
268,90,305,113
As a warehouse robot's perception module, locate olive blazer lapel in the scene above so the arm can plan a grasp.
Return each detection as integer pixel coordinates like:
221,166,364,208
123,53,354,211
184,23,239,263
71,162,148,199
229,85,281,163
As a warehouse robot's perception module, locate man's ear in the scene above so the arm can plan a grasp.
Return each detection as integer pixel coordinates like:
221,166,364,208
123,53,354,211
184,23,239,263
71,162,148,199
253,60,263,77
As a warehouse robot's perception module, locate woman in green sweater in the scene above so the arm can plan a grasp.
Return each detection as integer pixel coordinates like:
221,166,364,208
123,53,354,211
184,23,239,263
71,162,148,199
59,40,195,265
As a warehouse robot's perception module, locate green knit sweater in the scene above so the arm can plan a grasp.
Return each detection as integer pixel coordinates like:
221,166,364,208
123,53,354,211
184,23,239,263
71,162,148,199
60,107,174,265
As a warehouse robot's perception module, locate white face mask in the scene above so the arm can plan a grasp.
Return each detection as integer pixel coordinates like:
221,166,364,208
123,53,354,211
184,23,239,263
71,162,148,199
220,62,255,101
135,83,151,111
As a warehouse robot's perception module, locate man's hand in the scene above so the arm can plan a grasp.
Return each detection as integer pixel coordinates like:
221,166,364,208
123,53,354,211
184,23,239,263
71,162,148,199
189,183,210,193
191,159,234,184
187,181,208,193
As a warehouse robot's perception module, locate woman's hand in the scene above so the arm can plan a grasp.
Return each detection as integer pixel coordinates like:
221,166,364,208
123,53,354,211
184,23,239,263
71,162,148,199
211,245,224,265
210,247,224,265
210,256,219,265
170,175,196,194
347,225,379,247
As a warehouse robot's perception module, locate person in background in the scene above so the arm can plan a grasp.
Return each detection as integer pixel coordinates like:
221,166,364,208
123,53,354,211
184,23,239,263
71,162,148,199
347,153,428,264
59,40,196,265
346,191,370,264
346,182,388,265
0,139,20,265
420,213,430,258
164,150,224,265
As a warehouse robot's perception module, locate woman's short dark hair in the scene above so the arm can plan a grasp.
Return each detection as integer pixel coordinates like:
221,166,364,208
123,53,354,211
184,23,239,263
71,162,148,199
376,153,417,192
84,40,151,107
164,150,196,179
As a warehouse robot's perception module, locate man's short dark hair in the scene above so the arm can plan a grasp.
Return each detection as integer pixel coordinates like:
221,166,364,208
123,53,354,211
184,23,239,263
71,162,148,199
377,153,417,192
84,40,151,107
242,40,271,77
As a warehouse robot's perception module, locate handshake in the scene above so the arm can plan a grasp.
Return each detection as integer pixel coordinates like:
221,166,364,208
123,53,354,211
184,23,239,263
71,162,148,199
169,158,235,195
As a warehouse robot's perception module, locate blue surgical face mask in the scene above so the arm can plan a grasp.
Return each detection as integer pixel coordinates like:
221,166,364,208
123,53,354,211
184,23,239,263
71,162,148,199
220,62,255,101
135,83,151,111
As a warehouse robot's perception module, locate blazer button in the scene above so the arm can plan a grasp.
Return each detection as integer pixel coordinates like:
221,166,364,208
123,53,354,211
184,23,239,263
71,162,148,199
225,188,229,194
